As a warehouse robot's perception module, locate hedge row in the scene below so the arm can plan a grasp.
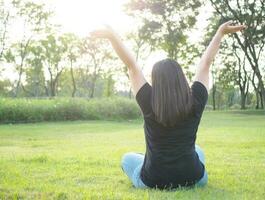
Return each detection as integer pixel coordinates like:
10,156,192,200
0,97,142,123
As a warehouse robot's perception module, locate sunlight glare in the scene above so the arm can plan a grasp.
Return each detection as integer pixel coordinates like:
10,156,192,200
52,0,133,36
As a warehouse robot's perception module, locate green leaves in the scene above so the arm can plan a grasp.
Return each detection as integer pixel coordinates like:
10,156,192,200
4,48,15,63
126,0,202,63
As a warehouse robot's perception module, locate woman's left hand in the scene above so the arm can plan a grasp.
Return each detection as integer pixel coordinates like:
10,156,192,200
218,21,247,36
90,25,114,39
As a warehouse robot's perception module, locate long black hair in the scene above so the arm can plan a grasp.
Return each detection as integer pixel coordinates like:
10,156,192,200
151,59,193,127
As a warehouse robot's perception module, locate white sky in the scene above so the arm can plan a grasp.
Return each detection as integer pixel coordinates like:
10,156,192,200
50,0,134,36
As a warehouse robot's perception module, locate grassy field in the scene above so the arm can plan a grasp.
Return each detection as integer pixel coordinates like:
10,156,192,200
0,111,264,199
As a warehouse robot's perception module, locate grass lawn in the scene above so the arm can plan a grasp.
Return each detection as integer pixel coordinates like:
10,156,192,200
0,111,264,199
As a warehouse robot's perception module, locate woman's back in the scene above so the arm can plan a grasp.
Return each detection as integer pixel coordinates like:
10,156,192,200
136,81,208,188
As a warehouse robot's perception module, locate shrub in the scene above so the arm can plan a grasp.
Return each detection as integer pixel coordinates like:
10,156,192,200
0,97,142,123
230,104,241,110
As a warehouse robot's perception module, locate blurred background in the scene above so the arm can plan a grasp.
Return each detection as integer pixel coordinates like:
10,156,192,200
0,0,264,123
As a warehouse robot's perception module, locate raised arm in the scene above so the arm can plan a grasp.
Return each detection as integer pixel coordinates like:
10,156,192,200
194,21,246,90
90,26,146,95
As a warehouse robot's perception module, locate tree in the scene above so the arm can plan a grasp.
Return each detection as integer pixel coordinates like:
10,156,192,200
5,38,32,97
63,33,80,97
5,0,52,97
23,40,46,97
80,37,112,98
103,73,115,97
0,79,11,96
0,0,10,62
217,38,251,109
232,45,250,109
125,0,201,69
209,0,265,108
41,34,68,97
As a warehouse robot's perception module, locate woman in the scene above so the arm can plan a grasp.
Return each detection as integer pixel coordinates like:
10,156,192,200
91,21,246,189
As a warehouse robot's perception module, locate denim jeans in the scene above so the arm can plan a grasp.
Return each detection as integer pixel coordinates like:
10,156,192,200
121,145,208,188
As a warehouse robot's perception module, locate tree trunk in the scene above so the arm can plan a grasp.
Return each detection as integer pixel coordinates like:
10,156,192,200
255,90,260,109
50,81,56,97
250,73,261,110
256,74,265,109
90,75,97,98
44,82,49,96
90,82,95,98
259,91,264,109
240,91,246,110
105,76,112,97
14,65,23,97
70,60,76,97
212,84,216,110
239,78,249,110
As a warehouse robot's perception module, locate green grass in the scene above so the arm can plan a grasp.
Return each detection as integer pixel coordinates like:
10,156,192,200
0,111,264,199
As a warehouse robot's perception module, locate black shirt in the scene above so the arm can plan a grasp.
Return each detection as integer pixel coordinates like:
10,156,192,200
136,81,208,189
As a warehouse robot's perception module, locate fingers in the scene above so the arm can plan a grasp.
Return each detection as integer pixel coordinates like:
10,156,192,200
229,25,247,32
223,20,246,28
229,24,247,28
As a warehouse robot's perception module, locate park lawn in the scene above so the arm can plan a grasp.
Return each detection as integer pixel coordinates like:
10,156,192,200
0,111,264,200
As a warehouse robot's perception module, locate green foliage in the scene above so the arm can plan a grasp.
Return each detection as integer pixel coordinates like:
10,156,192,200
0,0,10,61
0,79,11,96
23,42,47,97
229,103,241,110
12,0,52,32
103,75,115,97
0,97,141,123
125,0,201,63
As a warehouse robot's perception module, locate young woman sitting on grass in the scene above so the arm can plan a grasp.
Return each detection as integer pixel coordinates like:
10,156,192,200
91,21,246,189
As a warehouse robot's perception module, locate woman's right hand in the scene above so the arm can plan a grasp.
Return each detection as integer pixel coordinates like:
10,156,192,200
218,21,246,36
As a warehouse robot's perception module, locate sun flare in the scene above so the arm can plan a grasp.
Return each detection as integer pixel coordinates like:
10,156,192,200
51,0,133,36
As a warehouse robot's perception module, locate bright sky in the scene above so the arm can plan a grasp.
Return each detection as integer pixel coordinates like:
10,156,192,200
48,0,166,88
50,0,134,36
48,0,213,77
5,0,214,89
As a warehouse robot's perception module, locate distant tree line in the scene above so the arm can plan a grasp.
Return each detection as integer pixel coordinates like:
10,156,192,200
0,0,264,110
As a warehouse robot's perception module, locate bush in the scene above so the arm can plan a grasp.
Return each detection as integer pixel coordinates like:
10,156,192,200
230,104,241,110
0,97,142,123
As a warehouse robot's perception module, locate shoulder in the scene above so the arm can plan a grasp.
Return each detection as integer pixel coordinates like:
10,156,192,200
136,82,153,117
191,81,208,98
136,82,152,99
191,81,208,114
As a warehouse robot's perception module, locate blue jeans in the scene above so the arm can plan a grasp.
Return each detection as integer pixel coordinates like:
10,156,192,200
121,145,208,188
